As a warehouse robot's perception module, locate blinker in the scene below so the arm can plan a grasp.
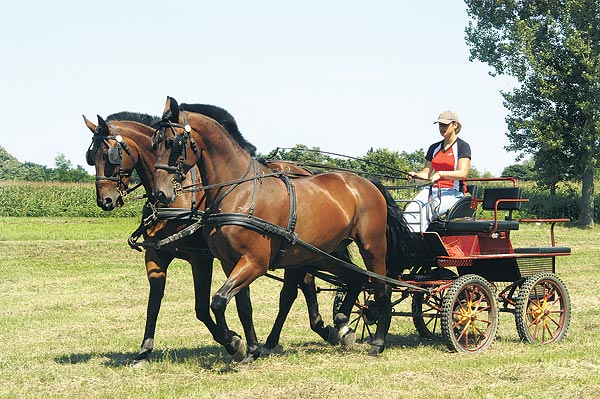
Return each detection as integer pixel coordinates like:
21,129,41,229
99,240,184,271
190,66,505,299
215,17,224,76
172,134,186,155
86,148,95,166
107,146,122,165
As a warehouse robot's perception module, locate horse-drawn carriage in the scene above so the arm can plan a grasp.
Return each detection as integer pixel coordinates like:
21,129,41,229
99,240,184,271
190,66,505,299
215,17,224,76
326,178,571,353
84,97,571,363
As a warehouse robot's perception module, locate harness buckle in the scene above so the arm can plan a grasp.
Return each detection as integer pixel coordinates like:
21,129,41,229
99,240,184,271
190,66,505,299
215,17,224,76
174,180,183,197
118,187,130,203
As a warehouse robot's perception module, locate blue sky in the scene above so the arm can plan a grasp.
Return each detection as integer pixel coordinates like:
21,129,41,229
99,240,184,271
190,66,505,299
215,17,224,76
1,0,518,176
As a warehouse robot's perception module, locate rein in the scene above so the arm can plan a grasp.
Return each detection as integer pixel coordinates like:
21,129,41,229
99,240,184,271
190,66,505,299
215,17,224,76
268,147,424,181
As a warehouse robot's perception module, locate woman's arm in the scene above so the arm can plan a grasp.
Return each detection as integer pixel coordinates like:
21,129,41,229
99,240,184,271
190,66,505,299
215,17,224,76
408,160,434,180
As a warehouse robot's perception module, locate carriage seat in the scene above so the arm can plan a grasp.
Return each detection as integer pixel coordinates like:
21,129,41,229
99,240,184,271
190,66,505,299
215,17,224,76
434,184,480,221
427,187,523,234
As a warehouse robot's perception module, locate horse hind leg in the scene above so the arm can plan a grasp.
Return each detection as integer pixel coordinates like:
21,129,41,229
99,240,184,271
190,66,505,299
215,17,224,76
354,232,392,355
367,281,392,356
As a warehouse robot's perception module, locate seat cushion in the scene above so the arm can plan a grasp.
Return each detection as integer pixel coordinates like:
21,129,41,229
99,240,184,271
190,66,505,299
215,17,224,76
427,219,520,233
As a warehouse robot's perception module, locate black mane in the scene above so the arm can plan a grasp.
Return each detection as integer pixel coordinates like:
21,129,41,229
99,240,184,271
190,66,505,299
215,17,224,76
106,112,161,127
179,103,257,156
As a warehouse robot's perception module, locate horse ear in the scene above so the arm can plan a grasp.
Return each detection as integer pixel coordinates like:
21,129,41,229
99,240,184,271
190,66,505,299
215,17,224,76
82,115,97,134
96,115,109,133
165,96,180,123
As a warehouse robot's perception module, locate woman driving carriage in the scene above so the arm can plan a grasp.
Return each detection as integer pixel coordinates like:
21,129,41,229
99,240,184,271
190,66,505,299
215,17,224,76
405,110,471,232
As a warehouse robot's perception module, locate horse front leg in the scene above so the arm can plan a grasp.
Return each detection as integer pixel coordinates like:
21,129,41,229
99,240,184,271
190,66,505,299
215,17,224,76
134,249,173,364
333,278,363,350
189,254,219,340
263,269,300,354
263,270,336,357
211,256,263,364
299,272,339,345
234,287,261,364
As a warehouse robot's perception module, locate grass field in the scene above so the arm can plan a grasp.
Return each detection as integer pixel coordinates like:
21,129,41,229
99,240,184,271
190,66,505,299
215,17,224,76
0,217,599,398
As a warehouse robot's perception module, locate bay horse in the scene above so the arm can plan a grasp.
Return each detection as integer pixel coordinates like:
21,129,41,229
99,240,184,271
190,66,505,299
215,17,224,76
83,107,341,364
152,96,413,362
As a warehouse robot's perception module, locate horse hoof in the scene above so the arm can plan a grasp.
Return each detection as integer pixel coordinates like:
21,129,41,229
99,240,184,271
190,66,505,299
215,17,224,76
239,355,256,366
339,326,356,351
132,358,149,369
326,325,340,346
231,336,247,363
334,313,349,329
368,344,384,356
260,346,272,357
134,338,154,361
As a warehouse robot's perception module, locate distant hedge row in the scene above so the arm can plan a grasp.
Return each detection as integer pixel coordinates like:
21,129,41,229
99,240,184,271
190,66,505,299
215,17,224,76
518,185,600,223
0,181,597,222
0,181,142,217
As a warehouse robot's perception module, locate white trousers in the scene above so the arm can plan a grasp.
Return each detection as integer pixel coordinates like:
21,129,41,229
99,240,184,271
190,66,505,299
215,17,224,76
403,187,464,232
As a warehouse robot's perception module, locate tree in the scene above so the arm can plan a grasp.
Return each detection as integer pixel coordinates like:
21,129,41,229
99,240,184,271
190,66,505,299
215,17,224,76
360,148,412,178
502,159,537,181
464,0,600,227
0,146,93,182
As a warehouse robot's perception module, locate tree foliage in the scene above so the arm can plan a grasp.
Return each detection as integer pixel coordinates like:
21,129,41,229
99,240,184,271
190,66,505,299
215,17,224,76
0,146,93,182
502,158,537,181
464,0,600,226
262,144,426,180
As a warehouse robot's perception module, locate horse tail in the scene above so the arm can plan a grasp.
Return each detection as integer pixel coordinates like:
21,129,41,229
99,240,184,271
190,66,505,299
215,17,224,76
368,178,417,278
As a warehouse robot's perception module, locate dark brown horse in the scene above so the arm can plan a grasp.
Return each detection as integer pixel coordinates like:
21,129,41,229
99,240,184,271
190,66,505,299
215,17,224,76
153,97,413,361
83,108,340,363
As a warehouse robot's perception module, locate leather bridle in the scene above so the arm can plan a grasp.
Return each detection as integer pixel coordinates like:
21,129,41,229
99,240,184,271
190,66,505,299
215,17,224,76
152,112,200,195
86,123,141,198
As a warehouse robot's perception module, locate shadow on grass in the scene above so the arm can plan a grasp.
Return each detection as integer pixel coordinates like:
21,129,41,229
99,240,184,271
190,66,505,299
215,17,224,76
54,345,241,372
262,332,450,358
53,329,515,371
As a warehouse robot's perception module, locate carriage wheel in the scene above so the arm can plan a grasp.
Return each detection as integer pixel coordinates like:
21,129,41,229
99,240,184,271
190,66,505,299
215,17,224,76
515,272,571,344
333,289,377,342
412,268,457,340
440,274,499,353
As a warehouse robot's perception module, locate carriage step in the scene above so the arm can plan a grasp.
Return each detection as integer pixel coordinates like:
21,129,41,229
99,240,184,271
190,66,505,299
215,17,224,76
513,247,571,254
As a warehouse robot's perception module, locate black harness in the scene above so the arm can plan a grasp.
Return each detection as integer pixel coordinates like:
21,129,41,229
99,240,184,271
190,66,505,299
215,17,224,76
151,114,300,268
150,113,426,290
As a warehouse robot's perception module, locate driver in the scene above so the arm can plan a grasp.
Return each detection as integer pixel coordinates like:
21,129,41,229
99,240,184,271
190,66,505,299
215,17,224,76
405,111,471,232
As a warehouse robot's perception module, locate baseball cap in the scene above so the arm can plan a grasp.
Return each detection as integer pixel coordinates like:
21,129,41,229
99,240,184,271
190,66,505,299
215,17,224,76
434,111,459,124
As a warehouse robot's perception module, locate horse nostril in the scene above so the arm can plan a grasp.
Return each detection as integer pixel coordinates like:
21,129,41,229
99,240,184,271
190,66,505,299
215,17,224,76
102,197,115,211
155,190,170,205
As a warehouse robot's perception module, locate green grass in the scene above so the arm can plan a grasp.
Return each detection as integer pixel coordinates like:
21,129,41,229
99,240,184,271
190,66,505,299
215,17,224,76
0,217,599,398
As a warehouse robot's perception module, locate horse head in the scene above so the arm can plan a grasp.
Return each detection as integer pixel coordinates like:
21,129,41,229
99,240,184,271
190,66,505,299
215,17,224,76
153,97,201,205
83,114,139,210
